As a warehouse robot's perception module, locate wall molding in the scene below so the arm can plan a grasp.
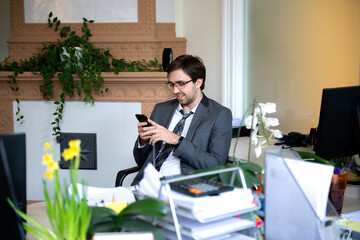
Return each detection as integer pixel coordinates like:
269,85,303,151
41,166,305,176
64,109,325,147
0,71,171,134
8,0,186,61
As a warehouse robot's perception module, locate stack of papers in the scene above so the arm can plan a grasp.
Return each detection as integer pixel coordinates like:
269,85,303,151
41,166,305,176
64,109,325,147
138,164,258,222
161,228,256,240
160,215,254,239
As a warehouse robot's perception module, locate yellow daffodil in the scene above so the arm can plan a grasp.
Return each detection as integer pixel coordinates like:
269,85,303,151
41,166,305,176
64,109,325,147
62,148,75,161
69,139,81,149
44,171,54,180
44,142,51,150
62,140,81,161
47,160,59,172
42,154,53,165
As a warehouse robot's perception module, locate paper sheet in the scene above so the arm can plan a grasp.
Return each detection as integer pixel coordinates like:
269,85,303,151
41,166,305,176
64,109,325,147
342,210,360,221
68,183,136,206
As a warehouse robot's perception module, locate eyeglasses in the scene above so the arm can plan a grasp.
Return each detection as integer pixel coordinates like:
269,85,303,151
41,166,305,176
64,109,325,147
166,79,193,89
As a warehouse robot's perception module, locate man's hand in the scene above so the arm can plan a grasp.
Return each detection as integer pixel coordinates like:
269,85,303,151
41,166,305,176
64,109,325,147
137,121,155,145
140,119,180,146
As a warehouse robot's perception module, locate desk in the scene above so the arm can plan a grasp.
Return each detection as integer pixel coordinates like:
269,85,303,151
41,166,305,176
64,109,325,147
230,137,360,214
26,196,360,239
230,137,312,168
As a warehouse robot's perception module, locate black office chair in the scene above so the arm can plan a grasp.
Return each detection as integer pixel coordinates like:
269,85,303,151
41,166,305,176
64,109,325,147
115,166,140,187
114,155,236,187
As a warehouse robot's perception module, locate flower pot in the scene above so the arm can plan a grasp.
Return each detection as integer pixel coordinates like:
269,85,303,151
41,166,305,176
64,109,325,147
328,172,348,215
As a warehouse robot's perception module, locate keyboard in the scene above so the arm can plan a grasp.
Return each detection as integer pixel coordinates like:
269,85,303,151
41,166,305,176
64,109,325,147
170,178,234,197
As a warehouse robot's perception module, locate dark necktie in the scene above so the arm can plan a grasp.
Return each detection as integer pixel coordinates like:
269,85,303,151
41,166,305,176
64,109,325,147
155,109,193,171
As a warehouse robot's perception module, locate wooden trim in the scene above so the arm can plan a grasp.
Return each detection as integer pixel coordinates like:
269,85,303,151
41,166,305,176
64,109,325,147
0,71,171,134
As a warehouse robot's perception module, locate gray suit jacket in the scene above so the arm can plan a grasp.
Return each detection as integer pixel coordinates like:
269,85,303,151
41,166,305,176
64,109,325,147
132,94,233,185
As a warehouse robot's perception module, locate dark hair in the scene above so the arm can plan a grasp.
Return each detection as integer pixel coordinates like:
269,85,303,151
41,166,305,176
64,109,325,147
166,54,206,90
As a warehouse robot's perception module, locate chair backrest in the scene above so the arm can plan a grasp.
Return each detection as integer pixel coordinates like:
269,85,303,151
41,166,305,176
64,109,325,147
115,166,140,187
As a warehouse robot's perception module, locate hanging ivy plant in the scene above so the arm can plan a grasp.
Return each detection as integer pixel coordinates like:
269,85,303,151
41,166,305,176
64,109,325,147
0,12,163,136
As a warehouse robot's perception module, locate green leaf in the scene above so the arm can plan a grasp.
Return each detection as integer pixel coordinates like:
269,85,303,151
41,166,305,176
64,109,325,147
231,161,262,173
296,151,330,164
118,199,167,218
7,198,56,240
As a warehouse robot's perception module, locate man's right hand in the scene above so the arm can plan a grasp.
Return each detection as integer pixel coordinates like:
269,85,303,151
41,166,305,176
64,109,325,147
138,122,155,145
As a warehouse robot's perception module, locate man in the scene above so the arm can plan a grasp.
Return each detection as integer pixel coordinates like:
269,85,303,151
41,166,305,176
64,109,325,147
132,54,232,185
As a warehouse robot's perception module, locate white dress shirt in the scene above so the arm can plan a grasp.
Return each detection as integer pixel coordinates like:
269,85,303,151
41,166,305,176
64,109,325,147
158,103,199,176
137,102,200,176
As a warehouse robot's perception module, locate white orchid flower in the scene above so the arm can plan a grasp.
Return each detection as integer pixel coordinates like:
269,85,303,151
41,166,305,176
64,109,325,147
269,129,283,139
250,126,259,145
253,106,261,116
245,115,258,130
254,140,267,158
259,102,276,114
241,101,282,158
263,117,279,127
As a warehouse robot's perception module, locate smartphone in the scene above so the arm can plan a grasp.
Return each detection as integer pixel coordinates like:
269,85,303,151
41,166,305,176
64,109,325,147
135,114,152,126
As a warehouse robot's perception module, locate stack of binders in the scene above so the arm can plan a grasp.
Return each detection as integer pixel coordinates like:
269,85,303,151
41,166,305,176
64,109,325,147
136,164,261,240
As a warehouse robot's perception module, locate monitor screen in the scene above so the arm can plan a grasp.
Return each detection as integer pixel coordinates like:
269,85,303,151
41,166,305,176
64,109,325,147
0,133,26,239
315,86,360,160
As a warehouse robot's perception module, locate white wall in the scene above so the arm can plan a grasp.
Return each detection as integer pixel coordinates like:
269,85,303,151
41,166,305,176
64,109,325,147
246,0,360,134
175,0,223,103
14,101,140,200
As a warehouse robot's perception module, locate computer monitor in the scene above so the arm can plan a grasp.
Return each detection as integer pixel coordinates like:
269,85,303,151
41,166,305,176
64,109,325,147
315,86,360,160
0,133,26,239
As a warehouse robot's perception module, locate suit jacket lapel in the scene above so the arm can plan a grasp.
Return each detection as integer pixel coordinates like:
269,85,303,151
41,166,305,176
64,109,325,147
154,99,178,152
162,99,178,128
186,94,209,140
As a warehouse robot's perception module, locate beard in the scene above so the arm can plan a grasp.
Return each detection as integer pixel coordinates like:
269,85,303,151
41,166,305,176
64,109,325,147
176,92,198,107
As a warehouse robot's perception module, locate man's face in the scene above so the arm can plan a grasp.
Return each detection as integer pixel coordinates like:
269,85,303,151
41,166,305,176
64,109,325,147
168,69,203,108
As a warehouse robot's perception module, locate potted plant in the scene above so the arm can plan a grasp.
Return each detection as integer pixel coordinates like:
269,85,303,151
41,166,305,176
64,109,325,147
8,140,168,240
0,12,163,136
